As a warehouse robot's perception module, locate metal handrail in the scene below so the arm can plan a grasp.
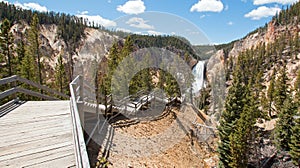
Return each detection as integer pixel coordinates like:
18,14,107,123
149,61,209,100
68,75,183,168
0,75,91,167
0,75,69,101
69,75,126,167
70,75,90,168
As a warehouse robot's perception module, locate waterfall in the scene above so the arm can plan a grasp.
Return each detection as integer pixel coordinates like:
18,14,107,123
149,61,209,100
192,60,206,93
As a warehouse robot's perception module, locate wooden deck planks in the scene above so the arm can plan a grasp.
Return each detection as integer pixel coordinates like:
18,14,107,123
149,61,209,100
0,101,77,168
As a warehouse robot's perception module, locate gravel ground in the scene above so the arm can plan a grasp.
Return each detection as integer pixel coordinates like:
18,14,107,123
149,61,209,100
101,105,218,168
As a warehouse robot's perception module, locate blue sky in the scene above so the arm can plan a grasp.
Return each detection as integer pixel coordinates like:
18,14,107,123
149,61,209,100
2,0,298,44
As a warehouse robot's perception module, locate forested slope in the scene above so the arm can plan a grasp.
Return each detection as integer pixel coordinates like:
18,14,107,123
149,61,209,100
215,2,300,167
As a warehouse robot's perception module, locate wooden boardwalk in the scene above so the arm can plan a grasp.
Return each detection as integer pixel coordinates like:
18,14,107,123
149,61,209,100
0,101,76,168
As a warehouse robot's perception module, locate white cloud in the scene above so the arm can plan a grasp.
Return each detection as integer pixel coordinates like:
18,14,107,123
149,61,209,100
15,2,48,12
76,14,116,27
14,2,24,8
133,31,142,35
227,21,233,25
241,0,247,3
0,0,9,4
117,0,145,15
190,0,224,13
116,28,132,33
147,30,163,36
253,0,298,5
245,6,281,20
79,11,89,15
126,17,154,29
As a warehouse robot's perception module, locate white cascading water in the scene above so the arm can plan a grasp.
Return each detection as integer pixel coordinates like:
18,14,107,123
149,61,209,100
192,60,206,93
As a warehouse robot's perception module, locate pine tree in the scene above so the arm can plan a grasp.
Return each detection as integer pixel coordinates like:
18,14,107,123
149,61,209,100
108,43,119,73
229,116,249,168
274,66,289,113
20,49,36,80
110,36,135,98
288,69,300,165
218,66,246,168
26,14,43,85
158,61,166,91
121,36,134,59
229,86,260,168
54,54,67,94
142,53,153,92
274,96,297,151
289,116,300,166
0,18,14,77
267,72,275,118
294,70,300,104
16,35,25,75
164,71,179,97
129,53,153,95
294,33,299,60
105,43,119,94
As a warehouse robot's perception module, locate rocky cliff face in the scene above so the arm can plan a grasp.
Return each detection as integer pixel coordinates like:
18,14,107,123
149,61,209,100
73,28,118,84
229,21,300,58
207,19,300,85
229,21,300,86
205,19,300,125
10,22,119,84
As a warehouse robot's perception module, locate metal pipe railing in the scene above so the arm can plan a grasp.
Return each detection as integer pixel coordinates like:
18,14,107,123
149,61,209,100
69,76,90,168
0,75,69,102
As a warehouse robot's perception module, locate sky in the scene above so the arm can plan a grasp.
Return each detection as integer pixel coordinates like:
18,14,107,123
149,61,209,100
1,0,298,44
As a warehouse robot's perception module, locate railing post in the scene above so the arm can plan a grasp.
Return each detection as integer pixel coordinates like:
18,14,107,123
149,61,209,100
104,93,107,117
190,88,193,105
153,92,156,109
12,80,17,101
77,102,84,128
125,101,127,114
147,94,148,104
79,76,84,101
78,75,85,129
108,94,112,114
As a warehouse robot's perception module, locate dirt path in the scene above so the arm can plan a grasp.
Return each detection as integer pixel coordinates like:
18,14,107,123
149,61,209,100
96,104,218,167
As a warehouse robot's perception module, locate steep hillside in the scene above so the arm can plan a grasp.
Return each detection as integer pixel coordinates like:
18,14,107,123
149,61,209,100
130,34,198,65
207,3,300,94
219,4,300,93
0,1,200,93
210,2,300,167
218,3,300,59
9,21,118,83
73,27,119,84
228,21,299,58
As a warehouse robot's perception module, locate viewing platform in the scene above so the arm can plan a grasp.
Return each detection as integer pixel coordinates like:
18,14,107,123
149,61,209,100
0,101,76,167
0,75,215,168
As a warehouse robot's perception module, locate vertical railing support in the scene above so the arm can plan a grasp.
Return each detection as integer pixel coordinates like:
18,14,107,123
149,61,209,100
12,79,17,101
125,101,127,114
77,102,84,129
104,92,107,117
190,88,193,105
78,75,85,129
79,76,84,101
